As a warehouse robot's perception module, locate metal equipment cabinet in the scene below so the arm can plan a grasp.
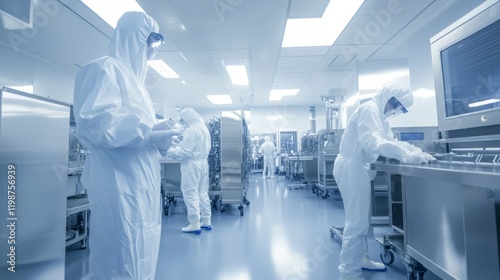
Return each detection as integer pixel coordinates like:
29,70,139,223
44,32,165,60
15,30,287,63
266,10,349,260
0,87,70,279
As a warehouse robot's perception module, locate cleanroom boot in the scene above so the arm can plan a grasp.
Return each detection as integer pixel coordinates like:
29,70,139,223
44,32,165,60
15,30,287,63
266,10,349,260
339,275,365,280
200,218,212,231
181,223,201,235
361,255,386,271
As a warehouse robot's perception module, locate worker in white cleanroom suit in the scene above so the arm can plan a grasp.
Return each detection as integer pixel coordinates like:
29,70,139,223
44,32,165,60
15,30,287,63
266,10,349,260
260,136,276,178
167,108,212,234
333,84,435,280
73,12,179,280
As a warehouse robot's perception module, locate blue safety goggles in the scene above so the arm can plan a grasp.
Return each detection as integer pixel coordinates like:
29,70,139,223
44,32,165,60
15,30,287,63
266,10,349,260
385,97,408,114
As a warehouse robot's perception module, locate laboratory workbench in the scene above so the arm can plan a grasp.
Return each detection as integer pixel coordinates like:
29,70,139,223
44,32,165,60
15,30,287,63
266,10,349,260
371,160,500,280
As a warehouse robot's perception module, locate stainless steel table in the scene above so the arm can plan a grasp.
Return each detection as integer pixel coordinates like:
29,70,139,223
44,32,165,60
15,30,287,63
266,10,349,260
371,161,500,280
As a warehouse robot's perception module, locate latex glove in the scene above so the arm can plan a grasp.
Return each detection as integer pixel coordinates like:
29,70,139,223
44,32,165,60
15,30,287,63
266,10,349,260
421,153,436,162
149,130,181,150
153,119,176,131
171,135,181,147
398,141,422,153
408,152,435,164
166,147,178,157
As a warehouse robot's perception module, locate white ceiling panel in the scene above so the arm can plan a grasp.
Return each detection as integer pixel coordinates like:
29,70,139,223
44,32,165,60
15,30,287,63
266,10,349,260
288,0,330,18
0,0,479,111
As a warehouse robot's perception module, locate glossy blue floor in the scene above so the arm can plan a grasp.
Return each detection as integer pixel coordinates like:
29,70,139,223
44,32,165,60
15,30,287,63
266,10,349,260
65,174,442,280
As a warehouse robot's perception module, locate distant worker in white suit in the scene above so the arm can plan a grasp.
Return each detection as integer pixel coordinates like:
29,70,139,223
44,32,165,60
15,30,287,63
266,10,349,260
333,83,435,280
167,108,212,234
260,136,276,179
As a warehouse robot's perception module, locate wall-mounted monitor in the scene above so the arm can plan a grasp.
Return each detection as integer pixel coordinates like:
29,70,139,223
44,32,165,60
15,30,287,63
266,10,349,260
431,0,500,132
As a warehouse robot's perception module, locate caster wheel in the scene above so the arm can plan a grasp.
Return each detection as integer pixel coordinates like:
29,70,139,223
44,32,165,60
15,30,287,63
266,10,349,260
173,198,177,205
380,251,394,265
164,207,169,216
80,240,87,249
220,206,226,213
240,209,244,216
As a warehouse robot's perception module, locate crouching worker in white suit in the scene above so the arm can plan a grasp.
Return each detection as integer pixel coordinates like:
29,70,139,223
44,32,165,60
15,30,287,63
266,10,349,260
168,108,212,234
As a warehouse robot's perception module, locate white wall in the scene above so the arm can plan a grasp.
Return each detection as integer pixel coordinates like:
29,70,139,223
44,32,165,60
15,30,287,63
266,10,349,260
171,105,328,138
0,42,75,103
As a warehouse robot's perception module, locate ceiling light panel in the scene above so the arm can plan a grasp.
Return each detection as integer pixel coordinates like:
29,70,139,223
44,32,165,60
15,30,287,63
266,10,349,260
82,0,145,28
206,95,233,105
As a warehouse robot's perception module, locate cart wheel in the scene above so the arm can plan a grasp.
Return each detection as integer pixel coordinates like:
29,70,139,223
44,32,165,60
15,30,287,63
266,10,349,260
80,239,87,250
407,267,425,280
408,269,417,280
322,191,329,199
380,251,394,265
173,198,177,205
239,206,244,216
220,205,226,213
243,197,250,206
164,207,169,216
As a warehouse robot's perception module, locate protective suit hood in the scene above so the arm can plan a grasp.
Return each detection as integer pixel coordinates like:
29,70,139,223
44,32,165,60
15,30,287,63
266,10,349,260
371,83,413,119
108,11,159,82
264,136,270,142
180,107,204,126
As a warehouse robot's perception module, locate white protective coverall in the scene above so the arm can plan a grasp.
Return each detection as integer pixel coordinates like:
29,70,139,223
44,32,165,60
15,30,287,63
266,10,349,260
260,136,276,178
333,84,434,279
73,12,164,280
168,108,212,230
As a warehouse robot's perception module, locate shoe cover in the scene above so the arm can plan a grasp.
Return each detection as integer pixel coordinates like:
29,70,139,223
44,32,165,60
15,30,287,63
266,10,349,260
181,223,200,232
361,256,386,271
201,219,212,230
339,276,365,280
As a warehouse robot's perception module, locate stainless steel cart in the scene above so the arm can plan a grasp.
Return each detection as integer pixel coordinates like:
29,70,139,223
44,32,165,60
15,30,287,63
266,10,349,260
217,111,251,216
160,158,182,216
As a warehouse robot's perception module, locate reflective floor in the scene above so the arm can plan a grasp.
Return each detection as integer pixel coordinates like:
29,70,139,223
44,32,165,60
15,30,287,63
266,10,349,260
65,174,442,280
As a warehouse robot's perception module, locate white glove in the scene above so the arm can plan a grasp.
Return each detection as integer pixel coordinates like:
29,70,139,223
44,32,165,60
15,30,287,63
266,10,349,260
149,130,181,150
153,119,176,131
166,147,178,157
408,152,435,164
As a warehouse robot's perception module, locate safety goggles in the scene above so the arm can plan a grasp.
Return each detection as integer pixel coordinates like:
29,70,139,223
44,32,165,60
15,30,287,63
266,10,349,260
147,32,164,48
385,97,408,114
147,32,164,60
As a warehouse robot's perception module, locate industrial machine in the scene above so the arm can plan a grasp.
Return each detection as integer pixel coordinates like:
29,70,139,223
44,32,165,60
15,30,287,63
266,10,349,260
314,96,341,199
371,1,500,279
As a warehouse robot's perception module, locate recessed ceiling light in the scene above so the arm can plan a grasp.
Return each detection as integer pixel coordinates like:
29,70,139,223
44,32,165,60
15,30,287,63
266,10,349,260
207,95,233,105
